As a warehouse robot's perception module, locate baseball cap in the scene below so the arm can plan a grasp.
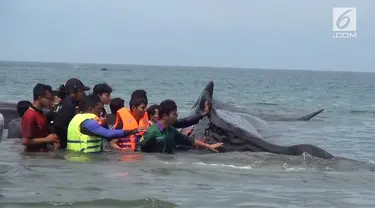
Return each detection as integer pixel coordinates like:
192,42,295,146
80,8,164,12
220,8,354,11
65,78,90,91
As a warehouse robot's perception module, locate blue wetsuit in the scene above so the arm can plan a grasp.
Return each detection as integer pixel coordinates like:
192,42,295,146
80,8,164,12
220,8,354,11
80,119,134,140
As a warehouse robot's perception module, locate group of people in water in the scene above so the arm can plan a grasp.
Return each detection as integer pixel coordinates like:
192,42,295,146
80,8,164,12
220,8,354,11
6,78,223,154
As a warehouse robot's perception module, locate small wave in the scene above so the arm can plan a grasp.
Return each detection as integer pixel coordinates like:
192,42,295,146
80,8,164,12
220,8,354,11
193,162,253,170
350,110,375,114
254,102,278,106
0,198,178,208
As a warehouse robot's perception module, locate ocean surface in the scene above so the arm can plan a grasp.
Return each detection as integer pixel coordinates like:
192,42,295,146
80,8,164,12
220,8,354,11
0,61,374,207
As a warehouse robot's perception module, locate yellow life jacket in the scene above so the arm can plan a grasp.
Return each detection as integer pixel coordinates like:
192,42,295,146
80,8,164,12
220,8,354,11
67,113,103,153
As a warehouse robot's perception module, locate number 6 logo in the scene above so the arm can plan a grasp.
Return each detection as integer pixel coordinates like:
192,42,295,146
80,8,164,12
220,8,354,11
333,7,357,32
336,9,353,30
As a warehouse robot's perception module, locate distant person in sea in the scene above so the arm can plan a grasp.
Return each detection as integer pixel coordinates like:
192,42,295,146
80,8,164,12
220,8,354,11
93,83,112,128
21,83,59,152
107,97,125,127
66,94,138,153
137,99,223,153
7,100,32,138
53,78,90,149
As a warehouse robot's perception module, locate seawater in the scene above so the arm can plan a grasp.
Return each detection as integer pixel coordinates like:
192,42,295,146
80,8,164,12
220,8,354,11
0,61,374,208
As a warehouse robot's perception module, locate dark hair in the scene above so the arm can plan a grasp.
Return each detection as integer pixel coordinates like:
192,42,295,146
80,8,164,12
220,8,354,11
146,104,159,119
32,83,52,101
59,83,79,96
110,97,125,114
16,100,32,117
131,89,147,100
129,96,148,110
57,84,68,99
158,99,177,118
93,83,112,95
45,85,52,92
55,85,66,99
80,94,102,112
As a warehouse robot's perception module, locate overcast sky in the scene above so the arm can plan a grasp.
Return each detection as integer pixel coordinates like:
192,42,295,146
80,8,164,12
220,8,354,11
0,0,373,71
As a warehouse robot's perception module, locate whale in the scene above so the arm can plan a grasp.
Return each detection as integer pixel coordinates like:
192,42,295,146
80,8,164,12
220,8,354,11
210,98,325,122
0,102,19,129
183,81,334,159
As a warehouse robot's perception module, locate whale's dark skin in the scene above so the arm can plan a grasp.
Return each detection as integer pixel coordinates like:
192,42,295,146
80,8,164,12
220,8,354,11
0,102,19,129
183,81,334,159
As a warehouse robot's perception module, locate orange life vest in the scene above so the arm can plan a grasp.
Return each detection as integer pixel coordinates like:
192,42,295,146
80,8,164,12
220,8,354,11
113,107,150,150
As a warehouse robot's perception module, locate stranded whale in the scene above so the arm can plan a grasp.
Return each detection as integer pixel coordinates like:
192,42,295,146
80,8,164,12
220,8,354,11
184,81,334,159
0,102,19,129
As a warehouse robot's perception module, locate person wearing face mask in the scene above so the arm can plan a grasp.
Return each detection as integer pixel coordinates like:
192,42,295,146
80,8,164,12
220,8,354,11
66,94,138,153
109,94,150,151
53,78,90,149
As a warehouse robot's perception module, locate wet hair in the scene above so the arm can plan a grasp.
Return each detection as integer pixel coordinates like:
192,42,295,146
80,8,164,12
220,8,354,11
93,83,112,95
58,85,70,99
51,90,59,97
58,83,79,97
131,89,147,101
146,104,159,119
16,100,32,117
32,83,52,101
80,94,102,112
129,96,148,110
57,84,67,99
45,85,52,92
158,99,177,118
109,97,125,114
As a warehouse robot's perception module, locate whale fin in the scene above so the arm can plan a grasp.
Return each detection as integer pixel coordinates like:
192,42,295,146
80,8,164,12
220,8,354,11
298,108,324,121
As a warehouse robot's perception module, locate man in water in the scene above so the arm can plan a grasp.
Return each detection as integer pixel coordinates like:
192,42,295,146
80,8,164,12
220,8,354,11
137,99,223,153
7,100,32,138
110,95,149,150
66,94,139,153
21,83,59,152
93,83,112,128
146,101,211,136
53,78,90,149
107,97,125,127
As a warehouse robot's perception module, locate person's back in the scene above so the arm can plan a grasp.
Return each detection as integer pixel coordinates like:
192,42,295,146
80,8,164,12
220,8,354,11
7,100,32,138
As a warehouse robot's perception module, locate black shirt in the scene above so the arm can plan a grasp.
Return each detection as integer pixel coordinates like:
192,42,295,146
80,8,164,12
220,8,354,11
53,97,79,149
100,107,109,129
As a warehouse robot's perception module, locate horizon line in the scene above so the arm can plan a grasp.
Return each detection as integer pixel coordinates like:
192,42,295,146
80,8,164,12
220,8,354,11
0,59,371,73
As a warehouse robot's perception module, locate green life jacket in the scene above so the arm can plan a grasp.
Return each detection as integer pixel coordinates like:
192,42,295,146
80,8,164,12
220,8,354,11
67,113,102,153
